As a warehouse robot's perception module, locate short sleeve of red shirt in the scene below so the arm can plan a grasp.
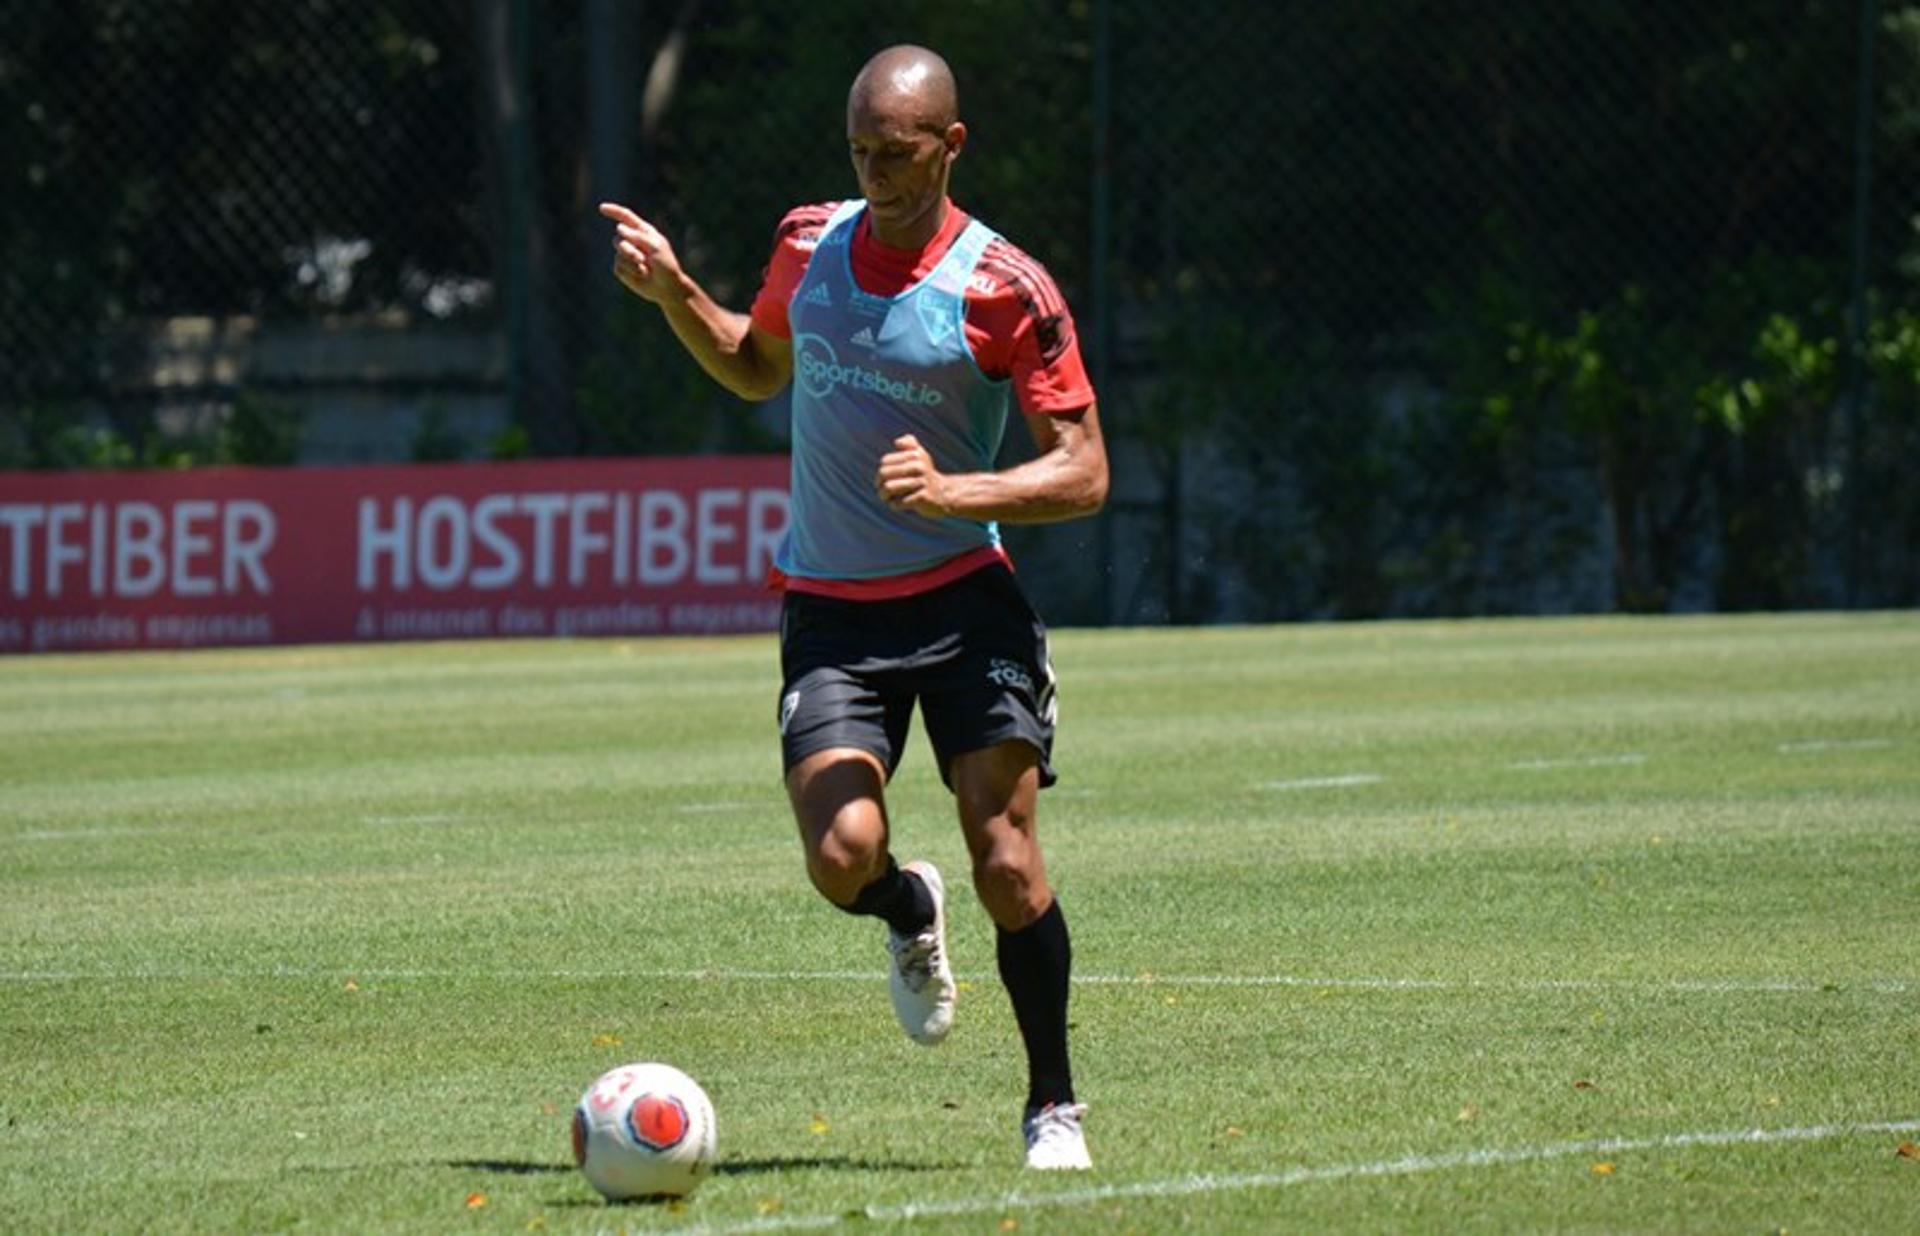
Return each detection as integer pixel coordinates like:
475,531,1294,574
747,201,1095,419
748,202,841,341
968,236,1094,417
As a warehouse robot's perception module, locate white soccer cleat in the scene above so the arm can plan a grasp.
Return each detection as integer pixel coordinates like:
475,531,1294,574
1022,1102,1092,1170
886,860,955,1046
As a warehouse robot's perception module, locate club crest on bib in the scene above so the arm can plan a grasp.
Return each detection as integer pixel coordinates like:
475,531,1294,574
917,286,958,345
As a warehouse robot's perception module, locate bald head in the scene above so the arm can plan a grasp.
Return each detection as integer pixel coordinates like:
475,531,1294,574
844,45,966,247
849,44,958,132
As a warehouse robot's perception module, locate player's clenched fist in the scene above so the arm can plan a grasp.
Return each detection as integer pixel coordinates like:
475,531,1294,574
877,434,952,519
598,201,685,304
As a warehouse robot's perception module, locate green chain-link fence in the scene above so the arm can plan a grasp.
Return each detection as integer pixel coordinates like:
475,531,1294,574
6,1,1917,621
1091,1,1920,621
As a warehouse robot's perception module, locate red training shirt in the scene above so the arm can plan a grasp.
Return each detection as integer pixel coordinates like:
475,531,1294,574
749,200,1094,418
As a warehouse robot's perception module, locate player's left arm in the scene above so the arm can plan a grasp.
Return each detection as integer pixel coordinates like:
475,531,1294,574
877,405,1107,524
876,242,1108,523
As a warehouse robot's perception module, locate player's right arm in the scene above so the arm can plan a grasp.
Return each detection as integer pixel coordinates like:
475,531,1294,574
597,201,792,402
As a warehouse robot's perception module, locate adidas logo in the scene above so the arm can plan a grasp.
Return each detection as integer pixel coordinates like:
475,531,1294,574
800,283,833,308
849,326,877,349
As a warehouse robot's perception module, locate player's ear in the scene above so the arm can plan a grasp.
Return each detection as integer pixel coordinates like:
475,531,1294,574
943,121,967,164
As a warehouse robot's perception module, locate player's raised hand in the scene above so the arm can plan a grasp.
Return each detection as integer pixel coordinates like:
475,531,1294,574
877,434,951,518
598,201,685,304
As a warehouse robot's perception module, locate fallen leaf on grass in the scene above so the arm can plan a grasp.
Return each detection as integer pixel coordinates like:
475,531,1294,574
1000,1219,1019,1232
465,1192,488,1210
1573,1080,1597,1090
757,1198,783,1216
810,1115,830,1136
1897,1142,1919,1160
1456,1105,1480,1124
591,1033,622,1048
342,979,360,994
1590,1162,1616,1176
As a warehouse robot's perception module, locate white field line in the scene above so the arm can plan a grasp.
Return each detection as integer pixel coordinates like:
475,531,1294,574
0,965,1909,995
1777,738,1894,753
12,826,175,842
673,1118,1920,1235
1259,774,1385,790
1076,972,1920,995
1506,753,1648,770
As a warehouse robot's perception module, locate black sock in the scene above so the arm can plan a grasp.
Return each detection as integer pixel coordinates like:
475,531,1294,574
840,859,934,936
997,898,1074,1113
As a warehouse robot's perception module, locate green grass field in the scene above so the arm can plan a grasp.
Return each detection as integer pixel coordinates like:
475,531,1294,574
3,612,1918,1232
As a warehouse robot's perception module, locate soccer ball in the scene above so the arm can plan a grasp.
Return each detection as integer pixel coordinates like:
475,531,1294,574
571,1061,718,1201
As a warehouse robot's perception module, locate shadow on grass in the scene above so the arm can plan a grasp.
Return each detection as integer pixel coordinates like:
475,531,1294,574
447,1153,956,1179
715,1154,957,1175
533,1153,964,1208
446,1158,575,1176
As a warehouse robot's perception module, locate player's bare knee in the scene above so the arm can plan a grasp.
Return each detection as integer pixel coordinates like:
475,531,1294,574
804,810,887,904
971,842,1047,928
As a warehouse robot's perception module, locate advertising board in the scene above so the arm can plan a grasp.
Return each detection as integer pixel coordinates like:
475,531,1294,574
0,457,790,653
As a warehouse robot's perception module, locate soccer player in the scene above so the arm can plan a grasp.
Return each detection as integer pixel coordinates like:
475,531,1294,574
599,43,1107,1171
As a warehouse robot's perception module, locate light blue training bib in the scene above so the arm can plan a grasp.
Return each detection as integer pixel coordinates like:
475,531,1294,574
776,200,1012,581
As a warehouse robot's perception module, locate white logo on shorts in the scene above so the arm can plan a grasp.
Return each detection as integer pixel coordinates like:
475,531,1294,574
779,690,801,734
985,658,1034,695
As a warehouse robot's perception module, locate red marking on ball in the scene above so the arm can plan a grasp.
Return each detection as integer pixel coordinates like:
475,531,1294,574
627,1093,690,1150
570,1108,589,1165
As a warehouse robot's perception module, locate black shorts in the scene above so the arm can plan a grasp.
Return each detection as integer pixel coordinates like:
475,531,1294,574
777,564,1058,789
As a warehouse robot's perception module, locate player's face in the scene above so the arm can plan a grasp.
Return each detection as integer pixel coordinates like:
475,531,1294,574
847,93,961,247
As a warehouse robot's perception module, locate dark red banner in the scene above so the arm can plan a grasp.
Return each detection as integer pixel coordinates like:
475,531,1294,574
0,457,791,653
